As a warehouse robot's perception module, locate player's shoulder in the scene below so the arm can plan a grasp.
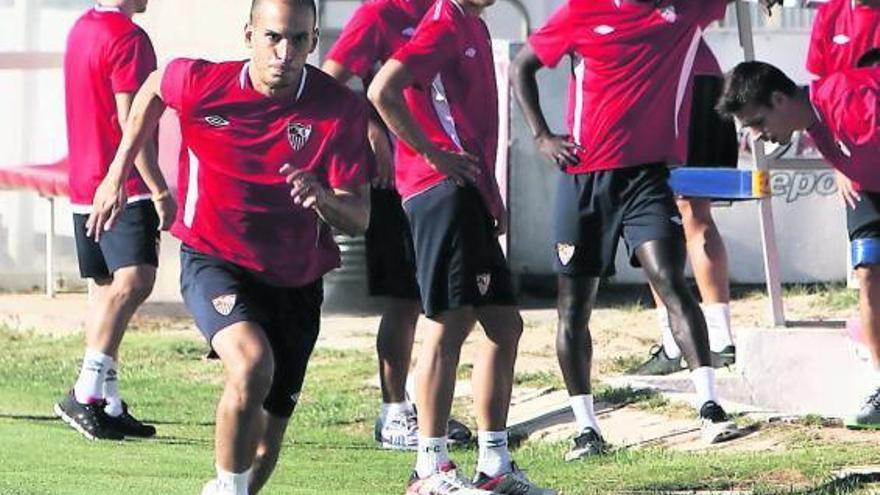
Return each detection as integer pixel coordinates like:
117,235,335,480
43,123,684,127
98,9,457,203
305,65,366,113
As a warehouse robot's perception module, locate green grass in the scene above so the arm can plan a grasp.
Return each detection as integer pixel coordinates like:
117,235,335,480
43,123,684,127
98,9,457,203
2,327,880,494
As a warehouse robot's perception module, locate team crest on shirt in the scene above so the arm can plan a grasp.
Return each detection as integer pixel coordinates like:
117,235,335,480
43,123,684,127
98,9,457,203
402,27,415,37
658,5,677,23
476,273,492,296
464,47,477,58
557,243,575,266
212,294,237,316
287,122,313,151
205,115,230,127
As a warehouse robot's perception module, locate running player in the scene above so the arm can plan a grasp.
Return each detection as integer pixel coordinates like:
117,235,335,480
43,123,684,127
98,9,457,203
369,0,555,493
56,0,173,441
718,59,880,429
509,0,742,460
88,0,372,493
322,0,472,450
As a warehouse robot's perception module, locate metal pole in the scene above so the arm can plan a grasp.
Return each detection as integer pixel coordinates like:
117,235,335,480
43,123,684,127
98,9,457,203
45,197,55,298
736,0,786,326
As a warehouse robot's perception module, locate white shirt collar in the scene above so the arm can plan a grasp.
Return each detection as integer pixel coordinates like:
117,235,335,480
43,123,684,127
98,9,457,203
94,4,122,12
240,63,308,102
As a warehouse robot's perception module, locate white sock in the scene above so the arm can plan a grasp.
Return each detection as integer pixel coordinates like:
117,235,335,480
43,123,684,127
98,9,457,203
691,366,719,409
870,367,880,390
476,430,512,477
658,307,682,359
103,357,123,417
702,303,734,353
215,465,251,495
415,436,449,479
387,401,413,418
570,394,601,435
73,349,113,404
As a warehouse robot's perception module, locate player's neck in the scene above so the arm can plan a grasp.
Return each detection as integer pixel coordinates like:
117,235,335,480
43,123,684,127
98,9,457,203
797,86,819,130
452,0,485,16
248,64,304,100
96,1,135,17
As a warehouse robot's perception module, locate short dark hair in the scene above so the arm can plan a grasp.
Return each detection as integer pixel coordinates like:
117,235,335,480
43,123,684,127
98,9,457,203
716,61,798,120
857,47,880,68
249,0,317,23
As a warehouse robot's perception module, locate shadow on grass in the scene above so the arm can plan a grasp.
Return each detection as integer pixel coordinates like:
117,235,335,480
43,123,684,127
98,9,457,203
0,413,58,422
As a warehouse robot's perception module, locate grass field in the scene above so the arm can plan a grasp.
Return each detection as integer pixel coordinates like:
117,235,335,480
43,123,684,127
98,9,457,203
3,323,880,495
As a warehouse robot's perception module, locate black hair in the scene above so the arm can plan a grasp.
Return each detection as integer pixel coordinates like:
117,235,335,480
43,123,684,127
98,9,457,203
716,61,798,120
250,0,317,23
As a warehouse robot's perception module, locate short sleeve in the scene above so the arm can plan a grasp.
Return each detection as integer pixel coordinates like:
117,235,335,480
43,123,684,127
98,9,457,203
391,15,457,87
695,0,728,28
806,7,830,77
325,98,371,189
160,58,201,112
527,4,574,68
325,3,385,80
108,29,156,93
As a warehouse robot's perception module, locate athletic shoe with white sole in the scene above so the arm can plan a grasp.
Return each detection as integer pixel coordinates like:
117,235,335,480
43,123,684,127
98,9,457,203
379,409,419,451
710,345,736,369
375,411,473,450
473,463,557,495
699,401,739,444
631,345,684,376
54,390,123,441
563,427,608,461
105,401,156,438
845,388,880,430
407,463,494,495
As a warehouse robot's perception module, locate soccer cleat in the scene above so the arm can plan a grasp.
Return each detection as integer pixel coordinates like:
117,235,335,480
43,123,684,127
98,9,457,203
406,463,494,495
473,463,557,494
105,401,156,438
699,401,739,444
54,390,124,441
379,409,419,451
630,345,684,376
447,417,473,446
563,427,608,461
845,388,880,430
710,345,736,369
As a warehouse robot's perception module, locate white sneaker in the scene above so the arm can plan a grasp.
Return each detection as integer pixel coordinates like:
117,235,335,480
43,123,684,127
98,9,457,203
379,409,418,451
407,463,493,495
200,479,243,495
699,401,739,444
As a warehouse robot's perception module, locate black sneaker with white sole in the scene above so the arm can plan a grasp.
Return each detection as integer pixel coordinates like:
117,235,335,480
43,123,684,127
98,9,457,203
564,427,608,461
54,390,124,441
699,401,739,444
105,401,156,438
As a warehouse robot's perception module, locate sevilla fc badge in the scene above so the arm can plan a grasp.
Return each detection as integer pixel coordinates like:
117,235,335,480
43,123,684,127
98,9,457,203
476,273,491,296
212,294,237,316
287,122,313,151
557,243,575,266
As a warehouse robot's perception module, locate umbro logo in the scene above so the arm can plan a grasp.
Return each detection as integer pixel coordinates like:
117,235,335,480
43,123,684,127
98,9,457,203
833,34,851,45
402,27,415,37
464,47,477,58
670,216,683,226
204,115,230,127
658,5,677,23
837,140,852,158
594,25,615,35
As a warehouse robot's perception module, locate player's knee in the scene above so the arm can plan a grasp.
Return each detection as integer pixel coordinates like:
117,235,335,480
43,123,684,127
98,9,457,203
857,265,880,288
226,351,275,405
110,267,155,306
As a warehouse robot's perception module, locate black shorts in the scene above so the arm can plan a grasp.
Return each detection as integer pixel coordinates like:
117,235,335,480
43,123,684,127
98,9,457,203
554,164,684,277
403,181,516,318
179,244,323,418
847,191,880,242
687,75,739,169
364,187,420,300
72,200,160,280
